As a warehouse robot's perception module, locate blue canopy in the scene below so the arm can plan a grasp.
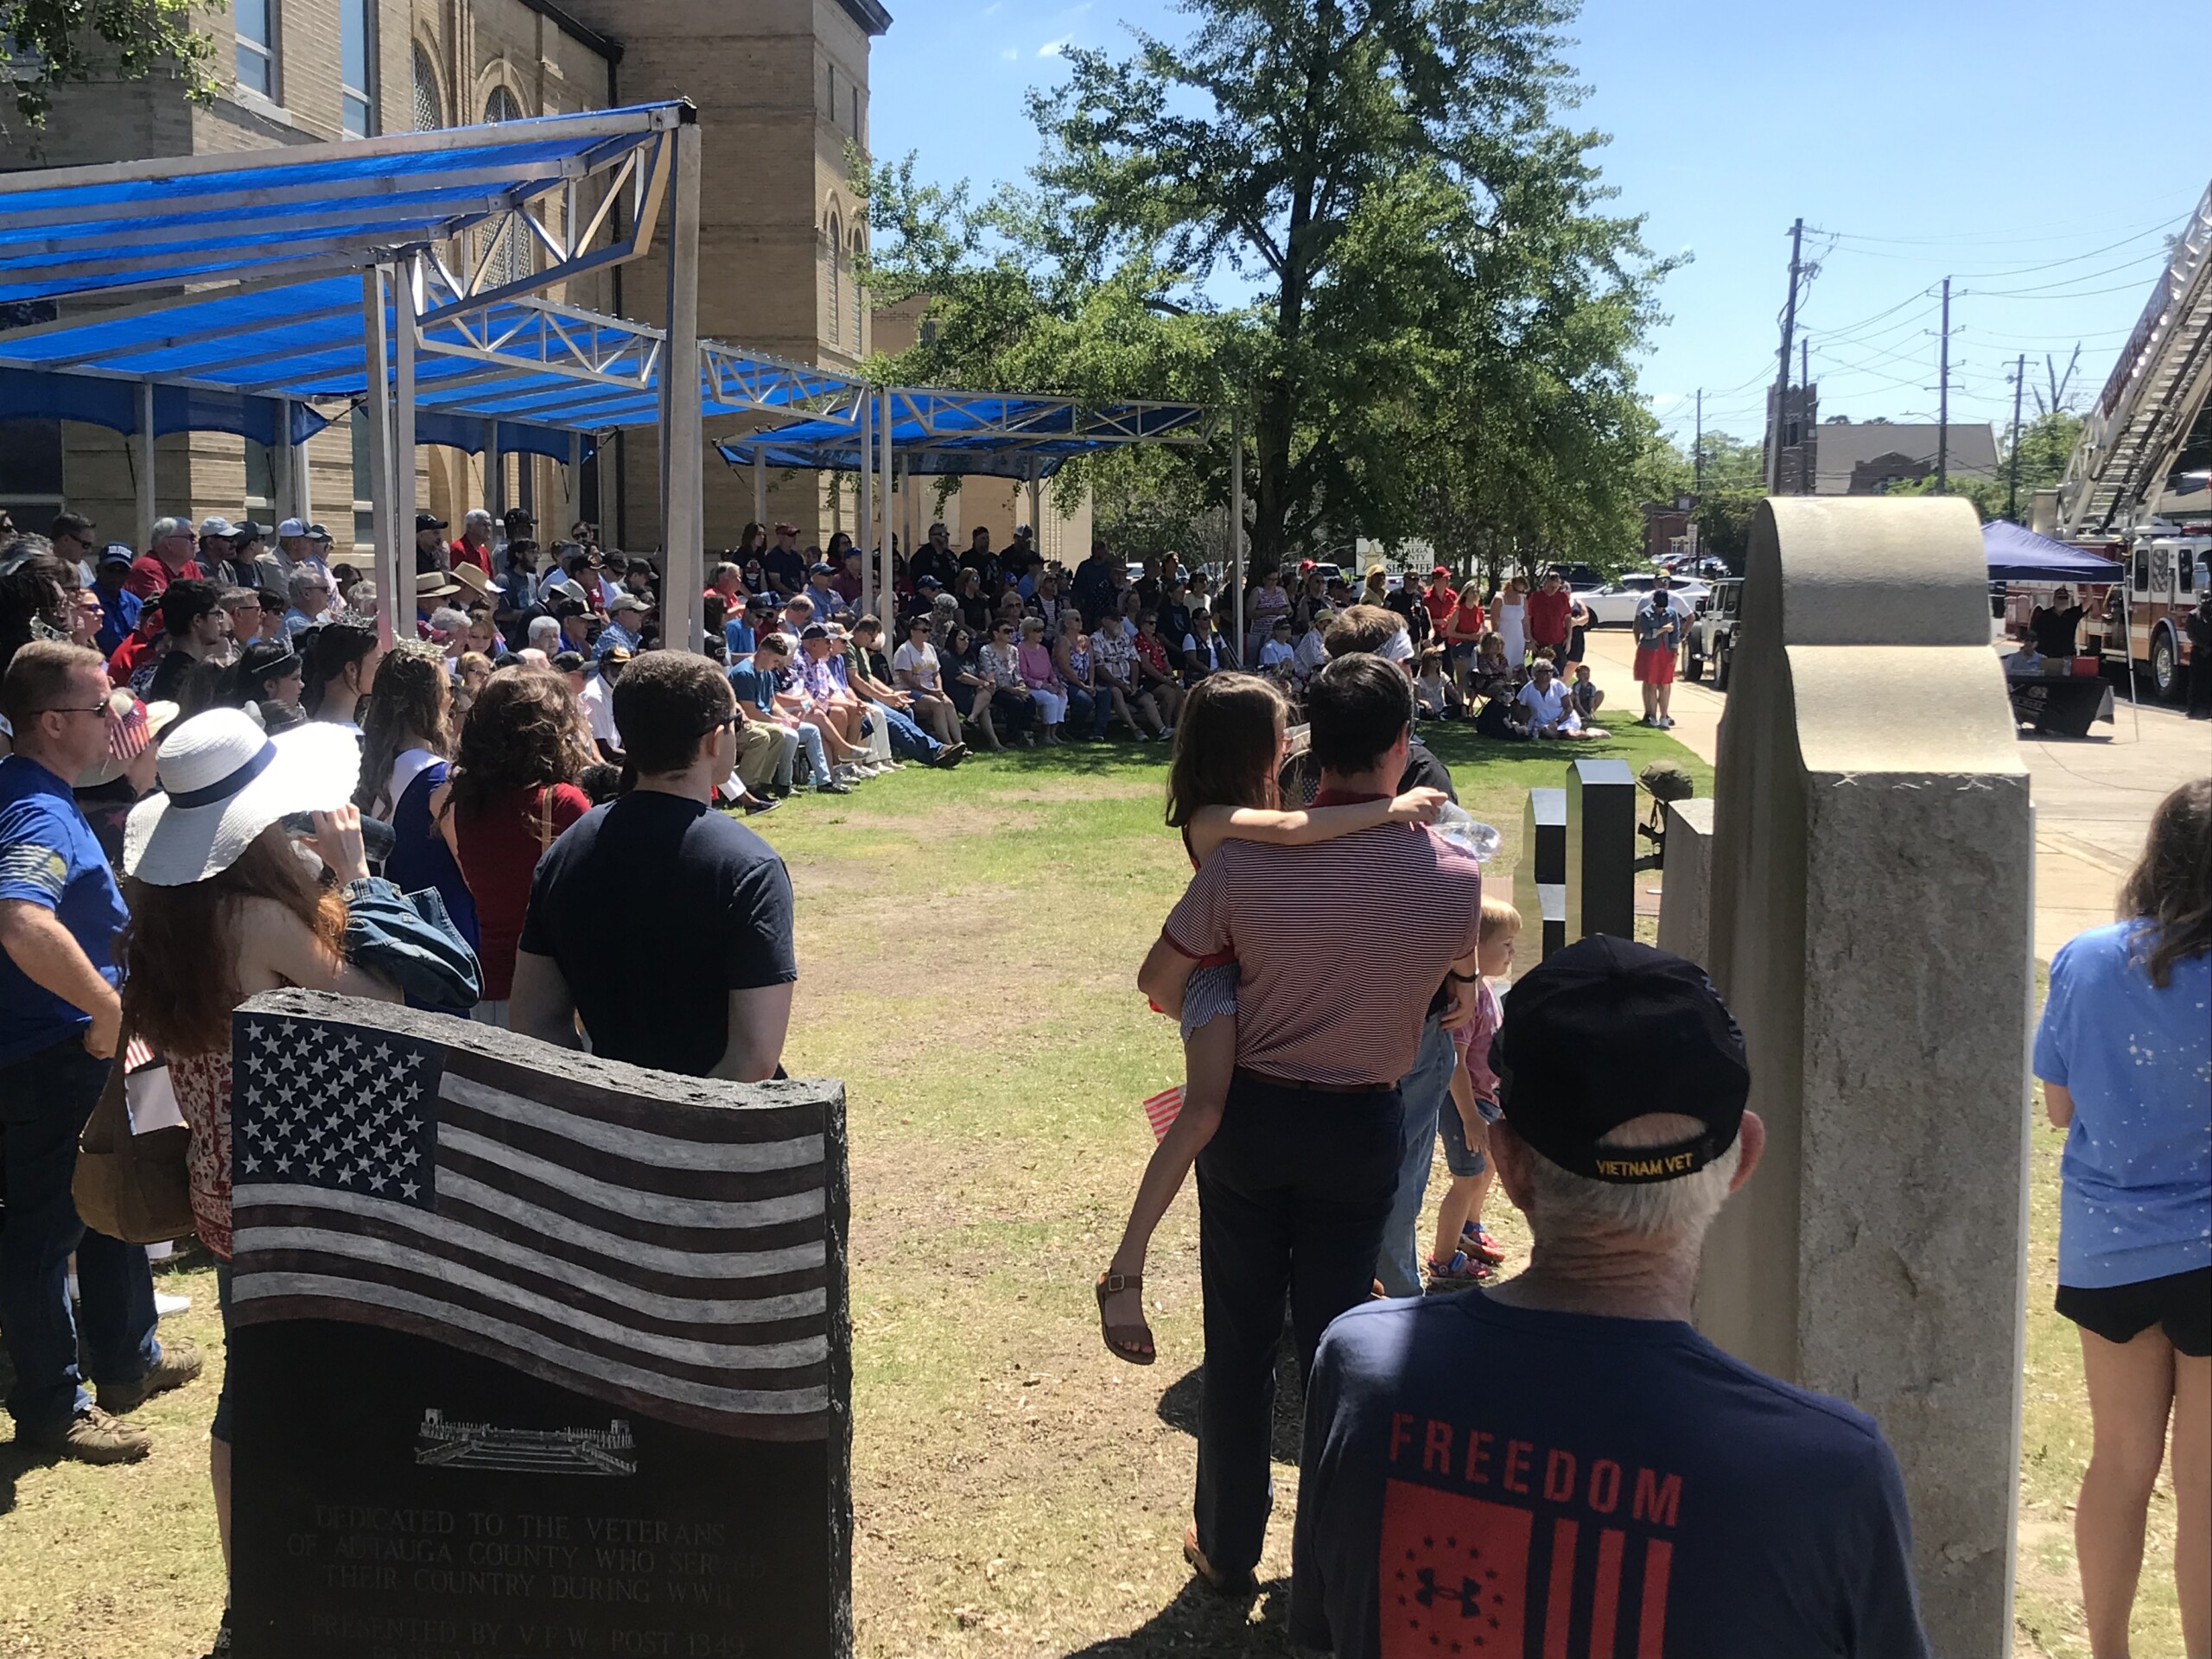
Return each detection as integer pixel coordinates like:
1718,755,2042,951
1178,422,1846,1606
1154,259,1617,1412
719,395,1210,477
0,276,840,440
0,104,688,303
0,365,327,446
1983,518,2124,582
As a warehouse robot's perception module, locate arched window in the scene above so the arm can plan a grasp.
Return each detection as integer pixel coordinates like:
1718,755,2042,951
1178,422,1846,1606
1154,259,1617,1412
482,86,529,289
825,212,842,346
849,228,865,348
411,46,442,132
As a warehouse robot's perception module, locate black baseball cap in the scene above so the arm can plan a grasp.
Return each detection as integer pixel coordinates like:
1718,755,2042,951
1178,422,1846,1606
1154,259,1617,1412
416,512,448,531
1491,936,1749,1185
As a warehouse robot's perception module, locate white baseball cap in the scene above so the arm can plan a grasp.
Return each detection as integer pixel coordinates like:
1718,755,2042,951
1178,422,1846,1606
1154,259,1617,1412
276,518,308,538
198,516,236,538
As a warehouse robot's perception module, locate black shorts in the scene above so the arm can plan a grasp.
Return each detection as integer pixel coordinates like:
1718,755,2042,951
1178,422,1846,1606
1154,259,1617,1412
2056,1268,2211,1356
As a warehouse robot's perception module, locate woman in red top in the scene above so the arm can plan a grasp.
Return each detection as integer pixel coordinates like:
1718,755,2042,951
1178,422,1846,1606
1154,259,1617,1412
441,668,595,1022
1421,566,1459,633
1443,587,1487,698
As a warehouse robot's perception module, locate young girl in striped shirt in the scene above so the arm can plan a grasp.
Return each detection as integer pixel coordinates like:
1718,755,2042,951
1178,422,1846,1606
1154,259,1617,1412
1096,673,1444,1363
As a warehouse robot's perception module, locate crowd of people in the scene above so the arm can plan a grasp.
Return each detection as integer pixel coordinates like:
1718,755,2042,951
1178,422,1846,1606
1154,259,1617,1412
4,496,2197,1659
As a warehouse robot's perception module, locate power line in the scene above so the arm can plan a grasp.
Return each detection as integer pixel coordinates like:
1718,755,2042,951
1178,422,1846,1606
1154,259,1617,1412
1806,219,2179,277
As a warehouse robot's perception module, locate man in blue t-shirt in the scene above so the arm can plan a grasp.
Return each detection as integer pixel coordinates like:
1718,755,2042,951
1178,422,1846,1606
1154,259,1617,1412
1291,937,1929,1659
0,642,198,1465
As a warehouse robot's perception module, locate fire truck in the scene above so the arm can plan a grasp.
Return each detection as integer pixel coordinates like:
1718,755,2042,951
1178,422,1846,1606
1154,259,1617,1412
2002,526,2207,698
2050,177,2211,699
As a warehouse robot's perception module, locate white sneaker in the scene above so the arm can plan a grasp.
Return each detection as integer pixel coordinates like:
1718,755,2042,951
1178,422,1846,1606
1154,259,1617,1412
155,1291,193,1319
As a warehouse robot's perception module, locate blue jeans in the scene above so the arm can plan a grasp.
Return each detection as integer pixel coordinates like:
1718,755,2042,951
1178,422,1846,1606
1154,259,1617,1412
1195,1070,1402,1576
1375,1014,1453,1296
788,721,830,785
0,1037,159,1432
1065,686,1111,738
876,702,942,762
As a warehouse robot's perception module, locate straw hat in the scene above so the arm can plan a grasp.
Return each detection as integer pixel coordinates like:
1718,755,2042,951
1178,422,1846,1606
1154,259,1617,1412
123,708,362,887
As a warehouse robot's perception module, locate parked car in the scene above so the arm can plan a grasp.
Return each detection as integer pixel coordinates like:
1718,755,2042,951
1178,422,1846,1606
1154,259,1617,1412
1580,574,1709,626
1685,578,1742,689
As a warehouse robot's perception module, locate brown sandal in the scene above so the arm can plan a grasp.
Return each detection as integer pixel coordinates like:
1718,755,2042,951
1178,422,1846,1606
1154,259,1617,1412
1095,1271,1155,1365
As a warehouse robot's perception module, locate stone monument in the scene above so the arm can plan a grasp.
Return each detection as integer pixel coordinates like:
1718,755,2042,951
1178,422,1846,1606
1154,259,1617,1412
1516,786,1567,959
225,989,851,1659
1562,756,1636,941
1693,496,2031,1659
1654,798,1715,967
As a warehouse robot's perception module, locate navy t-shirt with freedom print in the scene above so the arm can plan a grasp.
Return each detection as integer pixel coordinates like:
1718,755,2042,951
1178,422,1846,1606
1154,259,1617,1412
1291,1291,1929,1659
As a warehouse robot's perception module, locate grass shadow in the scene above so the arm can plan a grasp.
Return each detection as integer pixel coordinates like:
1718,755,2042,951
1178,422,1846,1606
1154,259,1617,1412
1154,1338,1306,1469
1058,1578,1294,1657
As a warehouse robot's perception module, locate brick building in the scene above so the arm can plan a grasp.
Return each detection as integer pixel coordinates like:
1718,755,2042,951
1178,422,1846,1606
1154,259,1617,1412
0,0,898,560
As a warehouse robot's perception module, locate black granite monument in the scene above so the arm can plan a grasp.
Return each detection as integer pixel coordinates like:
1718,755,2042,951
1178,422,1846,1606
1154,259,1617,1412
226,989,850,1659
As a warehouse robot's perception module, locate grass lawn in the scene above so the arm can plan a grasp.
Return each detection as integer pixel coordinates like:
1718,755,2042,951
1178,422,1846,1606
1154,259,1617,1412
0,716,2167,1657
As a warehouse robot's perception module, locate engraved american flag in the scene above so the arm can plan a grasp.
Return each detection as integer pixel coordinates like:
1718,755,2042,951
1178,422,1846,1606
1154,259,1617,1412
226,997,840,1440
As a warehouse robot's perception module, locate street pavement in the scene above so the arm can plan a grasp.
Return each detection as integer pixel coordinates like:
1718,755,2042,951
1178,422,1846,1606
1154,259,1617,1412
1574,625,2211,962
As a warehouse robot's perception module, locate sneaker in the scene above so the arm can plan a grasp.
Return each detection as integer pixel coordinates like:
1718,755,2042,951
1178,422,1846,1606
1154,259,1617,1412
18,1403,151,1464
1460,1221,1506,1266
155,1290,193,1319
97,1338,203,1413
1425,1251,1489,1293
1660,715,1675,728
815,779,853,795
742,797,780,817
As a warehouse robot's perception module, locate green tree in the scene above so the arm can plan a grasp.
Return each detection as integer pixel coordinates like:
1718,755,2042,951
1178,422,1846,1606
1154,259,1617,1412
2,1,219,130
858,0,1669,573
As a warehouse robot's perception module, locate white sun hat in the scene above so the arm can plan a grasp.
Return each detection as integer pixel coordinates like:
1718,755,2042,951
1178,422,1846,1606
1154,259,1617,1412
124,707,363,887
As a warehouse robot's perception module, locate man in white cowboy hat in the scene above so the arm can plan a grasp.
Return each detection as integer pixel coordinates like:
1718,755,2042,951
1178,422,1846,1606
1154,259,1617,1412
0,642,200,1464
413,569,462,639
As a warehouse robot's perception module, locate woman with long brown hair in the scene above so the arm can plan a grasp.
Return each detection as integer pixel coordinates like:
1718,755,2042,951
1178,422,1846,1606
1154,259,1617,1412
442,667,594,1023
356,641,477,948
2035,778,2211,1658
118,708,402,1580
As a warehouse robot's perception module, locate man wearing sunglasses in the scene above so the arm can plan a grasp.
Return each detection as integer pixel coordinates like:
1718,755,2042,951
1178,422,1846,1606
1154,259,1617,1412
0,642,198,1465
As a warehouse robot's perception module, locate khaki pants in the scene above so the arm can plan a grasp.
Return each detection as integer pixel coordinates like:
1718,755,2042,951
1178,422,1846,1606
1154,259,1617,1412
735,721,785,791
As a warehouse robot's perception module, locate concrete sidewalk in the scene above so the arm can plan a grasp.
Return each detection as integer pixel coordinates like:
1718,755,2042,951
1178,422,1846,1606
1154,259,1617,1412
1574,626,2211,961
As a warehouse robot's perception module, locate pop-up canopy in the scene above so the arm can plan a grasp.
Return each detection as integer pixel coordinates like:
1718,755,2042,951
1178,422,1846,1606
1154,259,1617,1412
1982,518,2124,582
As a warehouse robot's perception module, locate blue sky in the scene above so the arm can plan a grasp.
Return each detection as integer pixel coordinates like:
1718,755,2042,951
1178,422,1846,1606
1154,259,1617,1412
868,0,2206,448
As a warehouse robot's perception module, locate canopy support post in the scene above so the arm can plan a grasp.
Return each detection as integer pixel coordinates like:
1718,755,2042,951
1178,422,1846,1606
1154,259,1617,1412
393,254,418,638
658,117,704,655
361,267,396,650
484,420,502,520
134,380,155,546
1230,410,1246,660
857,391,874,620
753,451,767,531
291,408,313,528
1027,458,1041,566
880,385,893,611
565,429,582,543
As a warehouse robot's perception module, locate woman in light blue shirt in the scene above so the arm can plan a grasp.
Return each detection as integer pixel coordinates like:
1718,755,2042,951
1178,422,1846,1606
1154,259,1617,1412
2033,778,2209,1659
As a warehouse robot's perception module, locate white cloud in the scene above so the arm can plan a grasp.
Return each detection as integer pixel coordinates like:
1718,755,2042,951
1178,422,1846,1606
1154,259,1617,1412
1000,46,1018,60
1038,38,1067,57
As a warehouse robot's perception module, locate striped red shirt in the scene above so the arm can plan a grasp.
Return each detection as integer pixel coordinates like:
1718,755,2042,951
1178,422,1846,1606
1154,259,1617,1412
1164,816,1483,1085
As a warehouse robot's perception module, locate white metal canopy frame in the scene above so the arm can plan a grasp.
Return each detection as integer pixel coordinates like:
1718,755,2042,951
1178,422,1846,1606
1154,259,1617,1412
0,100,724,650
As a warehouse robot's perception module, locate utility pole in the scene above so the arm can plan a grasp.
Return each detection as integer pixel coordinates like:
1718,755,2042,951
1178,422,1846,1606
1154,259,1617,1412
1798,336,1810,493
1693,388,1704,499
1936,276,1951,495
2007,352,2027,522
1766,217,1804,494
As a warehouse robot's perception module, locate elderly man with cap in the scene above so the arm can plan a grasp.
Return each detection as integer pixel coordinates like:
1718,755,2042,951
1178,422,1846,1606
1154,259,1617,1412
724,590,773,667
804,560,850,620
1289,937,1930,1659
597,593,648,659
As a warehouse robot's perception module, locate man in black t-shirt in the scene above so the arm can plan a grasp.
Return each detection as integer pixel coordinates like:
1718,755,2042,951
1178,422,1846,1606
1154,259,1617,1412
2027,587,2086,659
511,652,796,1079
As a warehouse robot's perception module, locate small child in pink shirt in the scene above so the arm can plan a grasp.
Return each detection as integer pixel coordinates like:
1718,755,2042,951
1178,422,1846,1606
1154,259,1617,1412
1429,896,1521,1287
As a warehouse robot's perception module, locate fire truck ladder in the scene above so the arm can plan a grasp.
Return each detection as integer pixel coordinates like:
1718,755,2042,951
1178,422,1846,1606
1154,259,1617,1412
2056,179,2212,537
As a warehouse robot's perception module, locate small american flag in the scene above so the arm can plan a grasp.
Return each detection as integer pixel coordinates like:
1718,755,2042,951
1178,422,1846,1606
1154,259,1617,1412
227,1001,838,1440
1142,1084,1184,1142
105,696,150,761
